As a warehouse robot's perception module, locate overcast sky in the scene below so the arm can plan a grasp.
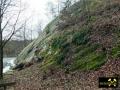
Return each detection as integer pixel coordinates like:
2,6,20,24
14,0,58,39
3,0,79,40
21,0,58,29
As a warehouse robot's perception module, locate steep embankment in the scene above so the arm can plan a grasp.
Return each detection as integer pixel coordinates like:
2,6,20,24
16,0,120,71
11,0,120,89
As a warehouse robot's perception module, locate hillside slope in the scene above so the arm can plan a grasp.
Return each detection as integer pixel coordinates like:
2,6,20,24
8,0,120,89
16,0,120,72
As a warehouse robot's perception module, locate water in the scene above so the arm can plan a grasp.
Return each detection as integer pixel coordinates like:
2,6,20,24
3,57,16,73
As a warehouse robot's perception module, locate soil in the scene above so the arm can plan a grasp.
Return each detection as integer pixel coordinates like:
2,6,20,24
6,57,120,90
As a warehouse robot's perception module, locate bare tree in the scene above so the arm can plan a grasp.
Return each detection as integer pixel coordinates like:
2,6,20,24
23,21,27,47
17,20,27,47
37,21,43,35
47,1,57,18
0,0,23,79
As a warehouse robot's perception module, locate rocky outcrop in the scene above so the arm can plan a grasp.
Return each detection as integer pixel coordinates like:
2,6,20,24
13,56,44,71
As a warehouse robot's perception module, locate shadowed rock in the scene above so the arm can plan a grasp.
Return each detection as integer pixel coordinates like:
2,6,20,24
13,63,25,71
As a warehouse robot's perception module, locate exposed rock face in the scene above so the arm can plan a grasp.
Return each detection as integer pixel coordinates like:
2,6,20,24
13,56,44,71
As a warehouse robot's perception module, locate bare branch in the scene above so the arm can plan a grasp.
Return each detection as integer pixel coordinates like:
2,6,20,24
1,15,13,32
2,0,22,47
2,0,12,14
2,23,24,47
0,0,12,19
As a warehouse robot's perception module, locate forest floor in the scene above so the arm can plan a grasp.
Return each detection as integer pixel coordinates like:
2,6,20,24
5,57,120,90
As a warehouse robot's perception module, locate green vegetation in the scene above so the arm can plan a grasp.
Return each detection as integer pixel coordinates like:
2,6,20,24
74,44,99,59
55,47,69,65
16,0,120,72
72,26,90,45
71,46,106,71
51,35,67,50
112,45,120,58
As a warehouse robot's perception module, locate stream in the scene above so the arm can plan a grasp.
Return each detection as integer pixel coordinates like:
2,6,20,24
3,57,16,73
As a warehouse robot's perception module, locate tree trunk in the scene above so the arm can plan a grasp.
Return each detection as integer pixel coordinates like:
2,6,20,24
0,6,3,79
0,44,3,79
0,25,3,79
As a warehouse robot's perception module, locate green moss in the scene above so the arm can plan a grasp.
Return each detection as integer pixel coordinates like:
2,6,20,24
70,43,105,71
71,51,106,71
40,60,55,71
112,45,120,58
74,45,85,53
89,16,97,22
40,50,48,58
51,35,67,50
74,44,100,60
83,53,106,70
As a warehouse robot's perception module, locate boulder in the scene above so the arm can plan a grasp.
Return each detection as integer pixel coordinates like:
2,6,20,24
13,63,25,71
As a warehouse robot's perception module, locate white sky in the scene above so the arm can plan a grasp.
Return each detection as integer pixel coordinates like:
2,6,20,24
17,0,59,39
3,0,78,40
2,0,61,40
3,0,79,40
21,0,58,29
